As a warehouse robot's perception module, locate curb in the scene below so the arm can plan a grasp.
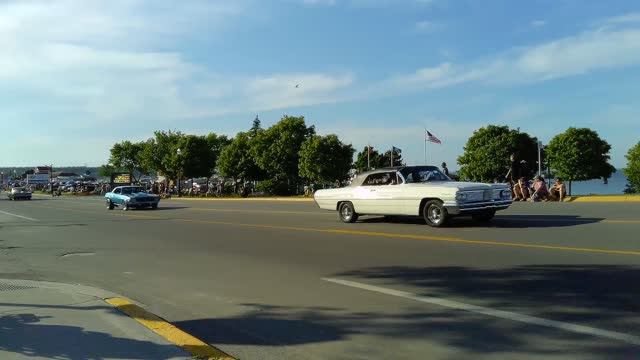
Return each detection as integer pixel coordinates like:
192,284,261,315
106,298,235,360
0,279,234,360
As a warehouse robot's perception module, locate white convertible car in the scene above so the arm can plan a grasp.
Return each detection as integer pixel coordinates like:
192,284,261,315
313,166,512,227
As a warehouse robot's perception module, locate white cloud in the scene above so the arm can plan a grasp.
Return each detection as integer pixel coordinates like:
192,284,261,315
496,104,537,124
297,0,434,7
415,20,439,32
386,24,640,91
302,0,337,4
0,0,248,125
602,12,640,25
245,73,355,110
512,28,640,81
531,20,546,27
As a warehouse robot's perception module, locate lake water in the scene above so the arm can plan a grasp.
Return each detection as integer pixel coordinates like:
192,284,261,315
554,170,629,195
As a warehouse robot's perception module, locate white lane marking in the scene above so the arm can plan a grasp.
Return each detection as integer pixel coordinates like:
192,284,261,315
0,210,38,221
323,277,640,346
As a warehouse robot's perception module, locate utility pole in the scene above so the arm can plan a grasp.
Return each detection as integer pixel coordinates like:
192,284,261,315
537,141,542,176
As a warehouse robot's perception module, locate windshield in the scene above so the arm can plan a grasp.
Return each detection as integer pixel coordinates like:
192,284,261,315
400,166,451,183
121,187,144,194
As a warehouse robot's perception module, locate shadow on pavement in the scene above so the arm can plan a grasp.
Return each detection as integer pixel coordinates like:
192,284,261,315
358,215,604,228
328,265,640,358
0,313,182,359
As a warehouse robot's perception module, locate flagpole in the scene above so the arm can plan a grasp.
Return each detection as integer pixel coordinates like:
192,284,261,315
367,144,370,170
391,147,394,167
424,127,427,165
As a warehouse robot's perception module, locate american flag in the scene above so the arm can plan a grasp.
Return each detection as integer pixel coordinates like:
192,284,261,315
426,131,442,144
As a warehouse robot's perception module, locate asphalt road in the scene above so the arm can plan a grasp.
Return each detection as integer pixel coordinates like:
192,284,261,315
1,195,640,359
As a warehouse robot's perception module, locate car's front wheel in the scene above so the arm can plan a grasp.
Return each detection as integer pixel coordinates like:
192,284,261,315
339,202,358,223
122,201,129,211
151,203,158,209
106,199,114,210
423,200,449,227
472,210,495,222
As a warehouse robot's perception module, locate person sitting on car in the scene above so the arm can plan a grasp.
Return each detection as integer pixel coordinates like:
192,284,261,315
549,177,566,202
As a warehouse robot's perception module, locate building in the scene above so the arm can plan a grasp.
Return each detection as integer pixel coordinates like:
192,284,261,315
35,166,52,174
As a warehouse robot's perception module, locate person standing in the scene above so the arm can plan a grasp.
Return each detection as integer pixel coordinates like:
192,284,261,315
441,162,449,177
505,153,519,183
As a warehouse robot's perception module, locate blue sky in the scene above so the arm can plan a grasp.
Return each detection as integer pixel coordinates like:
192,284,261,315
2,0,640,169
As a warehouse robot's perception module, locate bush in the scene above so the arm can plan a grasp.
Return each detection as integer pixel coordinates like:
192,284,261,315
624,183,637,194
255,178,292,196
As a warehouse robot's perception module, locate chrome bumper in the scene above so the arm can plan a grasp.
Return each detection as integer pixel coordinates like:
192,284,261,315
128,201,159,207
444,200,513,215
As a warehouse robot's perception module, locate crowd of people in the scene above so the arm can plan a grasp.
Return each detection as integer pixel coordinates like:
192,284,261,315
502,153,567,202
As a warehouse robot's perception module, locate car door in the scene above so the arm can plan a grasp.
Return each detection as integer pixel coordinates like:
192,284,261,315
351,174,383,214
371,172,406,215
112,188,124,204
353,172,403,215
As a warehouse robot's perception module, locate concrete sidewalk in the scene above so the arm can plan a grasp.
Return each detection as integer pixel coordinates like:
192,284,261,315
0,279,191,360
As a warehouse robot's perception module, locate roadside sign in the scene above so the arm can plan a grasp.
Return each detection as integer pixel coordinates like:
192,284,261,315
26,174,50,184
110,173,132,187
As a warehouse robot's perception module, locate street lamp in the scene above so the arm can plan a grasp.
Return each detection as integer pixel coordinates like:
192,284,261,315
176,148,182,197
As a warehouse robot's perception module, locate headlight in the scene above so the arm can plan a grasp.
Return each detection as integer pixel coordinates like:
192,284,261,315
455,192,467,202
501,189,511,199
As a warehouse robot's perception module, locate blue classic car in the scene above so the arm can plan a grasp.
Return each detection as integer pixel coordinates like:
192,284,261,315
105,186,160,211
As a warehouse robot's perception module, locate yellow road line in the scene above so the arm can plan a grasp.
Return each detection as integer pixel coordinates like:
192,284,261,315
105,298,234,360
27,203,640,256
188,207,322,215
569,196,640,202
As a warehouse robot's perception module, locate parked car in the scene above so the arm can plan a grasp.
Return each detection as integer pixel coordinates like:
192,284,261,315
7,186,32,201
313,166,512,227
105,186,160,211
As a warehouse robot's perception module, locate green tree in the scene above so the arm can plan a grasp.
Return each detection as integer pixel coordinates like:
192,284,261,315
624,141,640,193
457,125,538,182
175,135,213,180
98,164,116,177
299,134,355,186
140,130,184,180
217,132,264,182
205,133,231,174
354,146,386,172
546,127,615,194
108,141,148,180
381,147,404,167
250,115,262,138
251,115,315,190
